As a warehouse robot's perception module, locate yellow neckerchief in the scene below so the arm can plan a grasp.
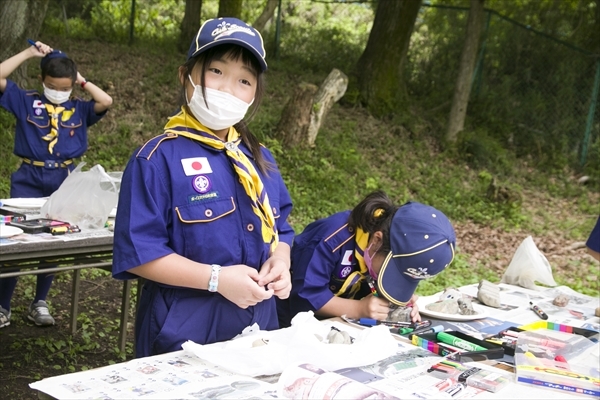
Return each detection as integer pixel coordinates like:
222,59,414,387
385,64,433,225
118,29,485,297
164,107,278,252
42,103,65,154
334,227,370,298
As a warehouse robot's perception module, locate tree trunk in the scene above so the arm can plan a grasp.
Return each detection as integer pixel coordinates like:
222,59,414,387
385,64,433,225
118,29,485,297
446,0,485,143
0,0,50,88
275,83,318,148
217,0,243,19
179,0,203,52
307,69,348,146
356,0,422,117
253,0,278,32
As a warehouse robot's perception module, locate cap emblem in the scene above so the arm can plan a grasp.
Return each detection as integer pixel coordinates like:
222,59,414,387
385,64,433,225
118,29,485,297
403,267,435,280
213,22,256,40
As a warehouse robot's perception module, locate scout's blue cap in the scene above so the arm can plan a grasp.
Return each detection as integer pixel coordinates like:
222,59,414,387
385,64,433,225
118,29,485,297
40,50,68,69
187,18,267,72
377,202,456,306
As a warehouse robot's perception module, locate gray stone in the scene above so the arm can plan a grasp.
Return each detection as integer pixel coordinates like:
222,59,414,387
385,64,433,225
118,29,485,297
552,294,570,307
426,299,459,314
457,297,478,315
477,279,501,308
387,305,412,322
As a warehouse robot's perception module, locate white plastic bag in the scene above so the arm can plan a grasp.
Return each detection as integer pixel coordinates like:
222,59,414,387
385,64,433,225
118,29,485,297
41,163,118,229
501,236,558,290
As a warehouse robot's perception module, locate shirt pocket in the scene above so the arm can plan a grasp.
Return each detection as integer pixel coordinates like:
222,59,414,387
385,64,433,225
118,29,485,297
174,197,241,263
26,115,50,130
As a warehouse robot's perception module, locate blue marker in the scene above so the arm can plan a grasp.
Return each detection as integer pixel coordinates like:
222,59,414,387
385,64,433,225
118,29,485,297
27,39,39,48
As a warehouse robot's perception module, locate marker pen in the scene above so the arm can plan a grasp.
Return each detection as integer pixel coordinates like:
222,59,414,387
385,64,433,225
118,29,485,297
27,39,40,49
529,301,549,320
437,332,487,352
367,276,379,297
408,324,444,339
358,318,412,327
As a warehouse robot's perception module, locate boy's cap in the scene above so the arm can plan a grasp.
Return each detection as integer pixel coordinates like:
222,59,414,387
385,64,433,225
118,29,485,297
377,202,456,306
40,50,68,69
187,18,267,72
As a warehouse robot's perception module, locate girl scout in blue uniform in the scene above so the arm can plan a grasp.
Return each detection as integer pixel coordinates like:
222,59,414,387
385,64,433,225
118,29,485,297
277,191,456,327
0,41,112,329
112,18,294,357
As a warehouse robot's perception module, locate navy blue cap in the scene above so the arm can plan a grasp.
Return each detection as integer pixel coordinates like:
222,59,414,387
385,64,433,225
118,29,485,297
377,202,456,306
187,18,267,72
40,50,68,69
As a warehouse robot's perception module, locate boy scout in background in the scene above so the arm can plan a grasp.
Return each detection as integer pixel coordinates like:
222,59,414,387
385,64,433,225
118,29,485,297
0,40,112,328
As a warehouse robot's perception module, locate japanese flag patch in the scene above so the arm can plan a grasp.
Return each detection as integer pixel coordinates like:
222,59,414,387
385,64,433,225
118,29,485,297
33,100,44,108
341,250,353,265
181,157,213,176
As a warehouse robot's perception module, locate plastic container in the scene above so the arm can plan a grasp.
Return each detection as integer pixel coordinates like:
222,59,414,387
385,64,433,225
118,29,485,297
514,329,600,398
466,369,510,393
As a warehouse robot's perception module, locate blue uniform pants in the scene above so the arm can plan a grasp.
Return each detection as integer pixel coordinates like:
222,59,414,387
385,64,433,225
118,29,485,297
0,162,73,312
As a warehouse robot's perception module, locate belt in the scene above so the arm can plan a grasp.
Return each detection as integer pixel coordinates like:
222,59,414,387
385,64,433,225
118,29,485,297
22,158,74,169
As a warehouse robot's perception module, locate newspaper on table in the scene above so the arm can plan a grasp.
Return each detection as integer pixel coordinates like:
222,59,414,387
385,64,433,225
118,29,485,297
419,283,600,337
182,311,398,376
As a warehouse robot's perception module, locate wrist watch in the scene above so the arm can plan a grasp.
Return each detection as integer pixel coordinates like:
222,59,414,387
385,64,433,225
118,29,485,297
208,264,221,292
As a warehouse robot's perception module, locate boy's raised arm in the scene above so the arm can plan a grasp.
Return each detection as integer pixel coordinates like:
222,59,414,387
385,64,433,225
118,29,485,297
0,41,52,93
75,71,113,113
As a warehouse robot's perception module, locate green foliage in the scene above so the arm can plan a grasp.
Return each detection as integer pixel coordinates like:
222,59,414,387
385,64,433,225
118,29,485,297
456,128,514,174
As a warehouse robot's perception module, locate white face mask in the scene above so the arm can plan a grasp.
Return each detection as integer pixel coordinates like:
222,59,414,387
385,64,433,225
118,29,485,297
43,84,72,105
186,75,252,131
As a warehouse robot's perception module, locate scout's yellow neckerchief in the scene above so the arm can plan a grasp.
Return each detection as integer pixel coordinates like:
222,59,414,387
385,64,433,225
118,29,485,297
334,226,370,298
42,104,75,154
164,107,279,252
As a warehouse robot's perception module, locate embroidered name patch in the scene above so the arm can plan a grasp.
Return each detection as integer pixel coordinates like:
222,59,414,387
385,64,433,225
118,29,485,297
188,192,219,203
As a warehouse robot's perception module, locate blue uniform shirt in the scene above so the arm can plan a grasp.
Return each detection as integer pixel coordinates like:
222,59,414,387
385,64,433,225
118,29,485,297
1,79,105,160
113,131,294,357
587,216,600,253
277,211,370,327
0,79,106,197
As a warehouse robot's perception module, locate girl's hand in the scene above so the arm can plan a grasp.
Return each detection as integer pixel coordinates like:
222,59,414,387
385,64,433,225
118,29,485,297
409,294,421,322
359,294,390,320
258,256,291,299
217,264,273,309
29,41,52,57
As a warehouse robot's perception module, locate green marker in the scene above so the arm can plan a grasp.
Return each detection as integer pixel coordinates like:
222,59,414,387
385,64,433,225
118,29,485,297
398,327,414,335
436,332,487,352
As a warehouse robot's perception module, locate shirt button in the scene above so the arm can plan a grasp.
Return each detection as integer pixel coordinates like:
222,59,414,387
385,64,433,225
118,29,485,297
205,209,213,217
247,223,254,232
56,152,61,156
272,207,277,214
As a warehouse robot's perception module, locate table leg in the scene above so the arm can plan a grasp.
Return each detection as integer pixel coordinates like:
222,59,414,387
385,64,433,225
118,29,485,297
70,269,81,335
118,279,132,353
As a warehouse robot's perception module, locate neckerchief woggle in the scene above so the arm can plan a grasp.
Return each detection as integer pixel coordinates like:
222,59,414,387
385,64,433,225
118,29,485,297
164,107,279,253
334,227,370,298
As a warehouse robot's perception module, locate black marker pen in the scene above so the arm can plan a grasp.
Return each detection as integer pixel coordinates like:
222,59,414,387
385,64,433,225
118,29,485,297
529,301,548,320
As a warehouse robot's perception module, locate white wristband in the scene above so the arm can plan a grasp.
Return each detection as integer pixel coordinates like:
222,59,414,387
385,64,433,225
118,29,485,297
208,264,221,292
